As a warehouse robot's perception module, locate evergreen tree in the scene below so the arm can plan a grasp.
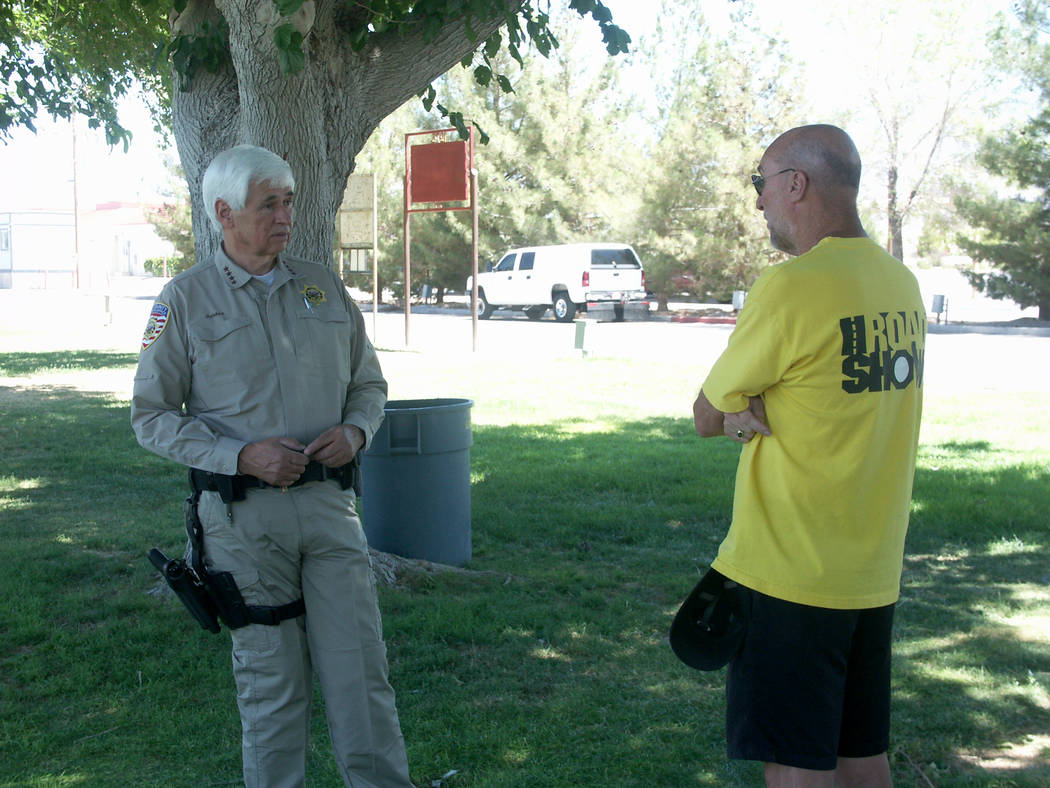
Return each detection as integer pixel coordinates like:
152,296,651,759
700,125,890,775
354,15,639,304
634,2,802,308
145,158,196,276
956,0,1050,320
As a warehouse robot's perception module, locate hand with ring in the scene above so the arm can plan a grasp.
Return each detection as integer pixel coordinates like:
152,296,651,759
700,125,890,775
723,396,772,444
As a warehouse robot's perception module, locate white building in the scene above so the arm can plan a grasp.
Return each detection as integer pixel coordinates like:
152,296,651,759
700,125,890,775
0,202,174,289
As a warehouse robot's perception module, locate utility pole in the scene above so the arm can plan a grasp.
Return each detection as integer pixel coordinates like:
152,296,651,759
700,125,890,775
71,115,82,288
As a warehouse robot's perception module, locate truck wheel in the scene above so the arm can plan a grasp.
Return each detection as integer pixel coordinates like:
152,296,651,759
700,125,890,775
552,293,576,322
525,306,546,320
476,290,494,319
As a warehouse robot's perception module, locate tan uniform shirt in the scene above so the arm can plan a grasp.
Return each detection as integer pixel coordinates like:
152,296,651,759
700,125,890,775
131,247,387,475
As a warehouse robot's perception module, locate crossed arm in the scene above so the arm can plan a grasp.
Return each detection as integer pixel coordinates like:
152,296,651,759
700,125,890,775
693,390,771,444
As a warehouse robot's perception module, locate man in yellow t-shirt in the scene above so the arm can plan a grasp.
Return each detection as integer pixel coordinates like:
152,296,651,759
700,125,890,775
693,125,925,788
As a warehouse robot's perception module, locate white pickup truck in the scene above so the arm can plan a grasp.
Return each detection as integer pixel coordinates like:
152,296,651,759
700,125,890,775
466,243,650,322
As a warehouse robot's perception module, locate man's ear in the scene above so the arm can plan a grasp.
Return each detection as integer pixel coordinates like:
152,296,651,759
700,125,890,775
788,170,809,203
215,199,234,228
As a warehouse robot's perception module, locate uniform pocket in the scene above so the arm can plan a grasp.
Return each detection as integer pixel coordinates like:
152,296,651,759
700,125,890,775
188,315,268,403
189,315,256,368
294,306,352,379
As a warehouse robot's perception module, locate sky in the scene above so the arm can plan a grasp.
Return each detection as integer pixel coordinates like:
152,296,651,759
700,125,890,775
0,94,173,213
0,0,1024,215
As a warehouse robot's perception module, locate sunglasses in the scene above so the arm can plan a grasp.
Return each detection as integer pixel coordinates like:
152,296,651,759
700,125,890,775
751,168,796,195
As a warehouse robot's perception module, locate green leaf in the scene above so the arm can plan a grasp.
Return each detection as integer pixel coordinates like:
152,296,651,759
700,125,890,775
348,27,370,51
273,24,305,75
473,65,492,86
508,42,523,68
449,111,468,139
484,32,501,58
496,74,513,93
420,84,437,112
273,0,305,15
604,27,630,55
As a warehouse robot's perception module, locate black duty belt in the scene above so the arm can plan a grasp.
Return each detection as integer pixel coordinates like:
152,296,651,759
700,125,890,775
190,461,336,504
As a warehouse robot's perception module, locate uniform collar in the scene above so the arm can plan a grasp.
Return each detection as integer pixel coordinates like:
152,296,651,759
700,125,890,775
214,246,304,289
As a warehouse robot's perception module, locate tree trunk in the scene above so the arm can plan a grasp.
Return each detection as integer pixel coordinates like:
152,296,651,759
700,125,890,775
171,0,511,268
170,2,241,266
886,163,904,261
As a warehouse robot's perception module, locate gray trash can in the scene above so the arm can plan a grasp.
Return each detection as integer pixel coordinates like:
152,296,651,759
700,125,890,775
360,398,473,566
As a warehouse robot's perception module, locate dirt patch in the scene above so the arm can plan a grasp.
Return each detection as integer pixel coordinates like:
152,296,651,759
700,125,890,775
954,734,1050,774
370,549,508,587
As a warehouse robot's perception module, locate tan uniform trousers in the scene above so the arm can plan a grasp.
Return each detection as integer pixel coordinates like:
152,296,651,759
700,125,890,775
197,480,412,788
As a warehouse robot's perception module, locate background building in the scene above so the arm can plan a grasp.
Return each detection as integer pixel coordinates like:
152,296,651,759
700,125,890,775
0,202,173,289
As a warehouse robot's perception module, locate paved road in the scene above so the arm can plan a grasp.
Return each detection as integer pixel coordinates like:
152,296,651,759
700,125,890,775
363,307,1050,394
2,286,1048,395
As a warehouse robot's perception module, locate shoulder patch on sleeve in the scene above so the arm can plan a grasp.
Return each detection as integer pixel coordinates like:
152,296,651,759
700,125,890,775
141,302,170,350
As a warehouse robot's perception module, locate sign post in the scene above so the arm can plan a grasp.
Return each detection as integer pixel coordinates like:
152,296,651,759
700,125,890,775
404,127,479,350
338,174,378,338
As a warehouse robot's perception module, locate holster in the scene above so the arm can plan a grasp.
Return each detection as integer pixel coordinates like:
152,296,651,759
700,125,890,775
147,491,306,633
148,547,220,633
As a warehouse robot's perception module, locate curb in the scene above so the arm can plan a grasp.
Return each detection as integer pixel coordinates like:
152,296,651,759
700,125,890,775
670,316,737,325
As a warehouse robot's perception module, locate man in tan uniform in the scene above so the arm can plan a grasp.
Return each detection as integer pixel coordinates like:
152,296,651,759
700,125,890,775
132,145,413,787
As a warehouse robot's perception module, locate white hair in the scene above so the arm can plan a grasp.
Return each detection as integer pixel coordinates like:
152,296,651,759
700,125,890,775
201,145,295,234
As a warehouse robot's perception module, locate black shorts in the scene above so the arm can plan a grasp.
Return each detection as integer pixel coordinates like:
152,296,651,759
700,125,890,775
726,588,895,770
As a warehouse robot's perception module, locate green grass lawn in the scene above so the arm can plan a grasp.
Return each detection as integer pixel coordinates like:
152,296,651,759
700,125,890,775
1,348,1047,787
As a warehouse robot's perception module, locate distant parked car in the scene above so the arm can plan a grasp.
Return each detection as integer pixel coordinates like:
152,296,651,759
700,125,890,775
466,243,650,322
670,272,698,295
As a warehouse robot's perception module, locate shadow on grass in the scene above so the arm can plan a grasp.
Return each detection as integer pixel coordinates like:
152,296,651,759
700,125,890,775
936,440,993,454
1,380,1048,786
0,350,140,377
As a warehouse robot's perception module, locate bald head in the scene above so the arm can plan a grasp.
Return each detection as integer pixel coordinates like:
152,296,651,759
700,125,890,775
767,124,862,192
756,124,866,255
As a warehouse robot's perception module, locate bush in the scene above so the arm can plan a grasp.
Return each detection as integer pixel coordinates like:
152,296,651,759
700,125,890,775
144,256,192,277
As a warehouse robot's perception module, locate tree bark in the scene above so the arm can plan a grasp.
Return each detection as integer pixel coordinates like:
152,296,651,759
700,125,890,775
886,162,904,261
884,111,904,262
172,0,514,267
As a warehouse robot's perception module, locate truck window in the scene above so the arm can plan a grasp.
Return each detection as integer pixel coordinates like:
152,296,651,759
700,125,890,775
591,248,641,268
495,254,516,272
518,252,536,271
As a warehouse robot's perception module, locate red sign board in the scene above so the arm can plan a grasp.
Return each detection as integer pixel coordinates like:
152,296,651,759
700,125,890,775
409,140,469,204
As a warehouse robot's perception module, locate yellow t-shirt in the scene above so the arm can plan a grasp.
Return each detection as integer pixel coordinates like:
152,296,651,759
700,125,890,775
704,236,925,609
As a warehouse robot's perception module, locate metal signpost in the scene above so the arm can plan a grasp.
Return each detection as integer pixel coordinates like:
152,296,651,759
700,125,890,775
403,127,480,350
338,174,378,338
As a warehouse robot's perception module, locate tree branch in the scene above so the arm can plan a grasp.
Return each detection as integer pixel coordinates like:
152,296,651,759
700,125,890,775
902,88,955,220
352,1,521,130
